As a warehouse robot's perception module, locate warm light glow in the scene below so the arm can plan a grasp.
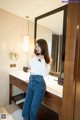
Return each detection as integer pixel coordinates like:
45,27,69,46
23,36,29,52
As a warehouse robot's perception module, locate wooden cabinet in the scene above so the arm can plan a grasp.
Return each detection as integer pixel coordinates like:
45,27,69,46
43,91,62,114
9,75,28,92
10,76,19,86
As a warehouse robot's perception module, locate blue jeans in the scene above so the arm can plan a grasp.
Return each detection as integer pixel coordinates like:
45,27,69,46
22,75,46,120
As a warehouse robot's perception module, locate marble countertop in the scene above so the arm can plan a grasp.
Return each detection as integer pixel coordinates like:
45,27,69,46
9,70,63,98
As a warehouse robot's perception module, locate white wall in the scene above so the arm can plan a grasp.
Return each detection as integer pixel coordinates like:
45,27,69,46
0,9,34,106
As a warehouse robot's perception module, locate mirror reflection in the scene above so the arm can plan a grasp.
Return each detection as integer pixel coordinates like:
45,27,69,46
34,5,67,77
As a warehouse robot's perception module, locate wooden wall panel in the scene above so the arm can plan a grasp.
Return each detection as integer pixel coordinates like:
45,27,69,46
74,4,80,120
61,4,78,120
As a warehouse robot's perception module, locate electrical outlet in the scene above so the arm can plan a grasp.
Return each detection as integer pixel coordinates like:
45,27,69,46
13,64,16,67
10,64,16,67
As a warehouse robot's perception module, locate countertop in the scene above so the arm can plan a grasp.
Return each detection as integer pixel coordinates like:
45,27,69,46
9,70,63,98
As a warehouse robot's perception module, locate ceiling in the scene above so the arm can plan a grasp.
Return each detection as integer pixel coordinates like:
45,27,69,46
0,0,67,34
0,0,66,19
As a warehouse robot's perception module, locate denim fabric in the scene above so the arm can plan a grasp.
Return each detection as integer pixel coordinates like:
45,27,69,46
22,75,46,120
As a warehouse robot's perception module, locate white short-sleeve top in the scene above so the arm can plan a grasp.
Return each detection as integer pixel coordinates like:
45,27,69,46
29,55,51,77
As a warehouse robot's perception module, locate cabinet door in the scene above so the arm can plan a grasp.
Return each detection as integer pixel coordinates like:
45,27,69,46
74,4,80,120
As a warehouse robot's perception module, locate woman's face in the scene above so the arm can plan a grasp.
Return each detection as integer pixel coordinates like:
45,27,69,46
35,43,41,54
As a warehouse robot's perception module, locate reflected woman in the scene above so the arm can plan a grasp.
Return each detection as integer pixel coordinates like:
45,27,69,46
22,39,52,120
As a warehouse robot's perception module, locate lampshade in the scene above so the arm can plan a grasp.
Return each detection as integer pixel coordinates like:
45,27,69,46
23,36,29,52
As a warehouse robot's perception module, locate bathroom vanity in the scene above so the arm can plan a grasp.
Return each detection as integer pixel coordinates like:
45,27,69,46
9,70,63,120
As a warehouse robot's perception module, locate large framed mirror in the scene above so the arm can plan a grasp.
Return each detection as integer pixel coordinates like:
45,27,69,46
34,5,68,77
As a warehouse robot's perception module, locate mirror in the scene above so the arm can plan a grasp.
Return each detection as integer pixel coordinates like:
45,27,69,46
34,5,67,77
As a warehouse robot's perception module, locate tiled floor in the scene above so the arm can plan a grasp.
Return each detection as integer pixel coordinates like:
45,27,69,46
0,103,22,120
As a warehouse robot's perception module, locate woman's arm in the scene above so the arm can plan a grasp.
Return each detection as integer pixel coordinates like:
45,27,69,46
49,58,53,65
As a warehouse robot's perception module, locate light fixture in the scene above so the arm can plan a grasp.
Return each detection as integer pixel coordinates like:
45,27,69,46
23,16,30,52
23,16,30,67
10,52,18,60
23,36,29,52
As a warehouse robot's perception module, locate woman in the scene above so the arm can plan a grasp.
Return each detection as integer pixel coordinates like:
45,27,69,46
22,39,52,120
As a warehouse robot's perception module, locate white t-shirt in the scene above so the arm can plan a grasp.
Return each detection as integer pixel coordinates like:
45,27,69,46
29,55,51,77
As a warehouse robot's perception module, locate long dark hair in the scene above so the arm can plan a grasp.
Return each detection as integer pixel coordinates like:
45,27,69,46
34,39,50,64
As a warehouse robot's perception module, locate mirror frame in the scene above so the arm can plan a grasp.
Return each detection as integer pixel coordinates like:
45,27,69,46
34,5,68,42
34,5,68,76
